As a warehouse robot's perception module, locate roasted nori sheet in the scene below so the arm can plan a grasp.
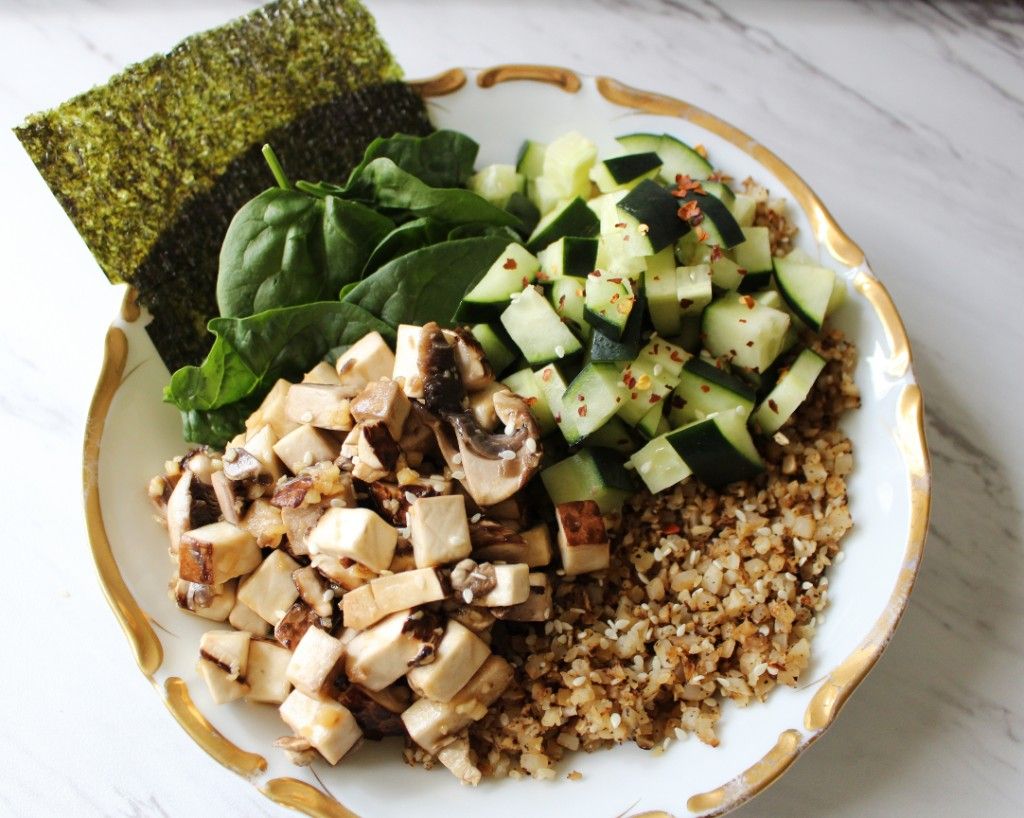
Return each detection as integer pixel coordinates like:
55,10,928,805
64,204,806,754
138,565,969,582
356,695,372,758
14,0,433,369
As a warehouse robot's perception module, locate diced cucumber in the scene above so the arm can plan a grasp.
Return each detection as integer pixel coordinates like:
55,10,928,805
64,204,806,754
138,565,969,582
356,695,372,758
671,315,703,353
629,434,693,494
467,164,524,208
541,131,598,201
532,179,565,216
537,236,599,281
676,264,713,316
526,196,600,253
644,247,682,336
590,152,662,193
752,289,799,354
772,258,837,332
535,363,579,444
751,348,827,434
731,193,757,227
502,367,556,435
500,286,583,366
516,140,547,180
693,244,745,291
588,327,641,362
549,276,590,340
636,403,669,441
729,226,773,292
505,191,540,238
668,357,756,426
617,179,690,254
540,448,637,513
562,362,625,438
456,242,539,321
666,410,764,487
700,180,735,206
679,190,744,248
583,416,635,454
616,338,689,426
675,231,701,265
470,323,516,375
585,272,638,341
702,294,791,373
617,132,713,182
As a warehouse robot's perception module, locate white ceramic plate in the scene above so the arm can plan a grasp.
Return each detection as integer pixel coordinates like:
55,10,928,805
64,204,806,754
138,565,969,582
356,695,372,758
84,66,930,818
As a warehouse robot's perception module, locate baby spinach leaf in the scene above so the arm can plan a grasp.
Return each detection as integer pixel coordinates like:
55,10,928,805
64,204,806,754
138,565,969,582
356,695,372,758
350,130,479,189
216,189,392,318
446,223,520,241
180,402,257,448
343,236,508,327
165,336,259,412
362,217,448,275
347,159,521,228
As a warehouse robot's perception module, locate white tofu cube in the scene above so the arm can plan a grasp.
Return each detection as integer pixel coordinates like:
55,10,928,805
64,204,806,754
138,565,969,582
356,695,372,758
279,689,362,764
391,324,426,398
408,495,472,568
303,361,342,386
339,584,381,630
406,621,490,702
492,572,553,622
197,630,251,704
273,424,341,475
473,563,530,607
245,379,299,439
237,550,301,625
287,626,346,697
241,424,284,482
344,610,441,691
555,500,610,575
284,384,353,431
341,568,446,630
350,379,411,440
336,331,395,388
228,599,271,636
179,522,261,585
307,507,397,572
173,579,236,622
520,524,554,567
246,640,292,704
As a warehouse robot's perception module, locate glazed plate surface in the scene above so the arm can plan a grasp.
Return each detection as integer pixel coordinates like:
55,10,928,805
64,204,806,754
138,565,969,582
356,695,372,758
84,66,930,818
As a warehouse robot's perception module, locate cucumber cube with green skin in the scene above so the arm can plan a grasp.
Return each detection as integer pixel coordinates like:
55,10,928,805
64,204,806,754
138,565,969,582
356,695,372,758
616,133,713,182
751,348,827,435
702,294,791,374
534,363,580,444
502,368,556,435
668,357,756,427
589,152,662,193
772,258,839,332
456,243,539,322
526,197,600,253
582,415,635,454
616,338,689,426
467,164,524,208
730,194,757,227
588,327,641,363
629,434,693,494
676,264,713,316
548,276,590,340
584,271,637,340
678,190,745,248
537,236,599,281
644,247,682,336
562,362,625,438
728,226,773,292
699,180,736,206
541,448,637,513
666,410,764,487
470,324,516,375
500,285,582,367
516,140,547,180
635,402,669,441
541,131,598,201
617,179,690,254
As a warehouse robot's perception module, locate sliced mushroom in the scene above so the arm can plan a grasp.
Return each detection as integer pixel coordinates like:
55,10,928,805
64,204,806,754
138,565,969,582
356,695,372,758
270,474,315,509
165,470,220,557
274,601,326,650
366,480,441,526
355,420,401,478
292,565,334,618
211,470,242,524
350,379,411,440
334,683,407,740
179,521,262,585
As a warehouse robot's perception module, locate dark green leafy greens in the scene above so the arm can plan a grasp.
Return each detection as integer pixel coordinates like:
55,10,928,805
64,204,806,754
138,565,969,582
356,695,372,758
165,130,522,446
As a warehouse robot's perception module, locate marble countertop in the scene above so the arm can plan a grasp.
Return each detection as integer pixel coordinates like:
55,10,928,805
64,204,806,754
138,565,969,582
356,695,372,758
1,1,1021,816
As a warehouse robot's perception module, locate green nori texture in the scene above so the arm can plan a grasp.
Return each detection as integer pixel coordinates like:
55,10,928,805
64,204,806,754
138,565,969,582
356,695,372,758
138,82,431,370
15,0,403,284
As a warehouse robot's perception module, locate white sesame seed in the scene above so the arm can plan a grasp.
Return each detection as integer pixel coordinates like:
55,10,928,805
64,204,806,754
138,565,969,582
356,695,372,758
555,345,565,358
452,470,466,480
572,676,586,687
322,590,335,602
525,437,537,453
452,452,463,465
301,411,314,423
653,364,663,376
498,449,516,460
835,551,846,563
404,491,418,505
470,513,482,523
302,451,315,467
610,712,622,729
330,498,346,508
462,588,474,604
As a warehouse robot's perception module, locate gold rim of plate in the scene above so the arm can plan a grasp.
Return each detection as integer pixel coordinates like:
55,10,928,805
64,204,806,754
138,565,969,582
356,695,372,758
82,64,931,818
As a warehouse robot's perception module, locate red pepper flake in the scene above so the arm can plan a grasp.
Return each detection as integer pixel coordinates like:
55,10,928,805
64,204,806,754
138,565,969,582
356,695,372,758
707,170,733,182
662,523,681,535
696,228,709,242
672,175,705,197
610,293,620,303
630,392,639,400
614,221,627,229
709,246,724,261
558,295,567,310
651,343,660,354
741,295,756,310
622,371,637,389
589,270,602,277
700,384,711,394
524,396,537,407
677,200,703,225
669,350,684,363
575,288,585,297
554,413,562,422
648,394,662,404
679,297,693,309
577,394,585,402
738,318,748,324
503,257,518,270
541,368,553,382
746,340,754,347
737,268,747,277
768,399,779,414
608,277,623,284
577,405,588,417
522,276,530,287
694,143,708,158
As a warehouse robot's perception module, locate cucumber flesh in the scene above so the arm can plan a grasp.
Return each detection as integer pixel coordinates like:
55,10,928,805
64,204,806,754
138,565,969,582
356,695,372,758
470,323,516,375
540,448,637,513
526,196,600,254
549,276,590,340
751,348,827,434
666,410,764,487
562,362,625,438
583,415,636,454
467,164,524,208
702,294,791,373
502,367,556,435
644,247,682,336
500,285,583,366
457,242,539,321
773,258,837,332
590,152,662,192
629,433,693,493
537,236,599,281
668,356,756,426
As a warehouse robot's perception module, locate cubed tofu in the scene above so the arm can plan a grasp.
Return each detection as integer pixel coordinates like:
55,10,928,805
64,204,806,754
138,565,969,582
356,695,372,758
246,640,292,704
350,379,410,440
303,361,342,386
520,524,554,567
284,384,353,431
468,382,506,430
437,737,481,786
336,331,395,388
245,379,299,439
240,499,287,548
391,324,426,398
237,550,301,625
408,495,472,568
307,507,397,571
555,500,610,575
287,626,346,697
279,689,362,764
228,599,271,636
312,555,376,591
198,630,251,704
354,420,401,478
341,568,447,630
179,522,261,585
273,424,341,475
401,655,513,753
280,502,328,557
473,563,530,607
406,621,490,702
242,424,285,482
492,573,552,622
173,579,236,622
344,610,442,691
